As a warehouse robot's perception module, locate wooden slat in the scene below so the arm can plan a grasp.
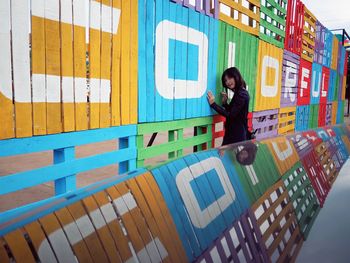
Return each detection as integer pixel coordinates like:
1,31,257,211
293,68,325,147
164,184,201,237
12,0,33,137
39,213,77,263
0,239,11,263
73,0,88,130
82,195,121,263
24,221,58,263
100,0,113,127
4,229,36,263
93,190,134,261
67,201,110,262
0,0,15,139
61,0,76,132
121,0,131,124
55,207,94,262
89,0,102,129
130,0,138,123
31,3,47,135
45,1,62,134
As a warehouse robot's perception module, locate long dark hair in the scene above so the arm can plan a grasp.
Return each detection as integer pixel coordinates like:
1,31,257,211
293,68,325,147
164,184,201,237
221,67,247,91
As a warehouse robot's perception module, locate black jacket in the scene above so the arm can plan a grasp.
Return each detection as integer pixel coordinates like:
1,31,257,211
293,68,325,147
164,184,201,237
210,88,250,145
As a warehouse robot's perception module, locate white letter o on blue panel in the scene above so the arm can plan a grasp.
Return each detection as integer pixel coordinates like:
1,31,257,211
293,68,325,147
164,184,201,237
175,157,236,229
155,20,208,99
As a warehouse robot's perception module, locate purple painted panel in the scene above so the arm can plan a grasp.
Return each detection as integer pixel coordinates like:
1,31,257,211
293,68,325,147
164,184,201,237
252,110,279,140
171,0,219,18
314,21,326,64
281,50,300,107
194,210,268,263
287,132,313,158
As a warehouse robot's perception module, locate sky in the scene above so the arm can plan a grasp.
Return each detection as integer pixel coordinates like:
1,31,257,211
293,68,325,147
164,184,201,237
302,0,350,38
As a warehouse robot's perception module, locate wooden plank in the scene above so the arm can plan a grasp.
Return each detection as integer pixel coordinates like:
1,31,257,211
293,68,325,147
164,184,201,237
139,172,196,261
45,1,62,134
89,0,102,129
82,195,121,263
100,0,113,127
67,201,110,262
111,0,121,126
55,207,94,262
61,0,76,132
73,0,88,130
0,0,15,139
3,229,36,263
39,213,77,263
93,191,133,261
31,2,47,135
24,221,58,263
0,238,11,263
11,0,33,137
121,0,131,124
130,0,138,123
127,176,181,262
105,185,153,263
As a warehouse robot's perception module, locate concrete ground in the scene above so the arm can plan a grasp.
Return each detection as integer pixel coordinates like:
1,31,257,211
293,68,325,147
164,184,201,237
297,158,350,262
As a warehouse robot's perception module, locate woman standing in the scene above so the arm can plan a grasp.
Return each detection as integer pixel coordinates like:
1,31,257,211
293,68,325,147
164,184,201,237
207,67,250,145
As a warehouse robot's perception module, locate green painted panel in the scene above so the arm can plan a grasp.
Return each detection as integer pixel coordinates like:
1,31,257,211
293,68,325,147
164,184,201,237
216,22,259,112
309,104,319,128
227,142,280,204
282,162,321,240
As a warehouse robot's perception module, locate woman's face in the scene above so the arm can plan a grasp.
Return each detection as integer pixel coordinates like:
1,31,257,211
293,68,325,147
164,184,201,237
224,76,236,90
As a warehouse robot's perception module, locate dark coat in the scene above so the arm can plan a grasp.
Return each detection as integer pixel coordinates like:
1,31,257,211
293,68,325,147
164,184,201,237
210,88,250,145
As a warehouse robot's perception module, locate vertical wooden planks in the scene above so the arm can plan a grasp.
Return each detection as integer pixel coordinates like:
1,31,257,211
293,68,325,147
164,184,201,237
73,0,89,131
310,63,322,105
45,1,62,134
61,0,76,132
297,59,312,106
130,0,138,124
331,35,339,70
281,50,299,107
0,0,15,139
255,40,283,111
11,0,33,137
301,7,316,62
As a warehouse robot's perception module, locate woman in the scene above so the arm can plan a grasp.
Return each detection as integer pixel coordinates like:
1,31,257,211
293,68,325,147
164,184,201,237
207,67,250,145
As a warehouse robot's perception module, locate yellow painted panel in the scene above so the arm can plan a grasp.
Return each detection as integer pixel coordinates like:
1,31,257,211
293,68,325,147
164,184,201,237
331,101,338,125
61,22,75,132
31,16,47,135
111,0,122,126
121,0,131,125
263,136,300,176
331,36,339,70
45,19,62,134
255,40,283,111
129,0,138,124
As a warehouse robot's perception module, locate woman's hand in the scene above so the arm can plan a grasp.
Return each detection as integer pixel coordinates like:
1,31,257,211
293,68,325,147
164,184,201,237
221,92,228,104
207,91,215,105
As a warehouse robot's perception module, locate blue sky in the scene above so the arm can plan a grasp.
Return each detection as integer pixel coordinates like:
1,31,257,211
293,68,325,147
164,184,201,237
302,0,350,37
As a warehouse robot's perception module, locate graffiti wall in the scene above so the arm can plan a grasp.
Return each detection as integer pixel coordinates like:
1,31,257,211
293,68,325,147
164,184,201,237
0,0,348,140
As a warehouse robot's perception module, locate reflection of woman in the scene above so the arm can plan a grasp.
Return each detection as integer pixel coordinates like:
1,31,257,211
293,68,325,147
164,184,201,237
235,142,258,166
207,67,250,145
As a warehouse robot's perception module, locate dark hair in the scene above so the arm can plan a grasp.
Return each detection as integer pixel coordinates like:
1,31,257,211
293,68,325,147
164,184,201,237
221,67,247,91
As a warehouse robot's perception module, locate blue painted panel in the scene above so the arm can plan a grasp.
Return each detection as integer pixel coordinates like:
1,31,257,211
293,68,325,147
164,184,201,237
139,0,218,122
310,63,322,105
328,69,337,102
296,106,310,131
0,148,137,195
323,29,332,68
0,124,137,157
151,149,249,260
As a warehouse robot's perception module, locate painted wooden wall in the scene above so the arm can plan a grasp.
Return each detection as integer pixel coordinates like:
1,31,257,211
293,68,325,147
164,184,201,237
0,0,348,141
